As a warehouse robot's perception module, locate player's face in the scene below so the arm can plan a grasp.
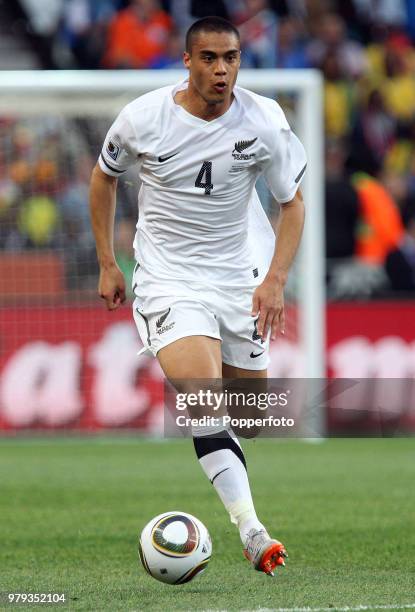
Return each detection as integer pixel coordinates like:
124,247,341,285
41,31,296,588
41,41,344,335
184,32,241,106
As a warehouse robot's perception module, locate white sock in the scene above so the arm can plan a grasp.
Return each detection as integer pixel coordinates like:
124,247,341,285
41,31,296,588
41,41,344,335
193,429,265,544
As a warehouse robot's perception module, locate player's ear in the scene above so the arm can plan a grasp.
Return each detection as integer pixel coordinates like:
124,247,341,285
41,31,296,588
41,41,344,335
183,51,191,69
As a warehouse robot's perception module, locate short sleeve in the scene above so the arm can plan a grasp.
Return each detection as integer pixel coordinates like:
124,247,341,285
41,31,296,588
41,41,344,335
98,108,138,177
261,109,307,204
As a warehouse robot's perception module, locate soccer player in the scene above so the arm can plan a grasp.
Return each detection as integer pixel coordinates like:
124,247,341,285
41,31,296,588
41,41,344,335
90,16,306,576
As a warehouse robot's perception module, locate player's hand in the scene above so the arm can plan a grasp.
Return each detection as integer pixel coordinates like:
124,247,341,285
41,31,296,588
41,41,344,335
251,277,285,340
98,263,126,311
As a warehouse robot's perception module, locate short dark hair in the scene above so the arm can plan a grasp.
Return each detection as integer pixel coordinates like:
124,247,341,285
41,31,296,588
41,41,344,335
185,17,240,53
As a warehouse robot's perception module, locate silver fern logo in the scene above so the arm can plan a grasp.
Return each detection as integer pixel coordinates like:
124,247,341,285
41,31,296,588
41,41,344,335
156,308,171,329
233,137,257,153
156,308,175,335
232,137,257,160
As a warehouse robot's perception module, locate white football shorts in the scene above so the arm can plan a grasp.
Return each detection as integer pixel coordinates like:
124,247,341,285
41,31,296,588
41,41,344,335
132,270,270,371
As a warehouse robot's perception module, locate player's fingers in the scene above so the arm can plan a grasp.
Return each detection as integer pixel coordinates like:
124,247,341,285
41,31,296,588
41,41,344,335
100,291,118,311
270,307,284,339
257,308,268,339
112,289,125,309
279,307,285,335
251,293,260,316
271,310,280,340
262,308,275,339
99,291,109,307
118,286,127,304
108,294,120,310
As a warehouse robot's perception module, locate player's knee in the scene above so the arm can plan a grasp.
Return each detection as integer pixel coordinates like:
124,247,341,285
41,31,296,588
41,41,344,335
224,378,268,439
170,378,225,421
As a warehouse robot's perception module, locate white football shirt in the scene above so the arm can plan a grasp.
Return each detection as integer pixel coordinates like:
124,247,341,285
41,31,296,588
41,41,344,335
99,79,306,288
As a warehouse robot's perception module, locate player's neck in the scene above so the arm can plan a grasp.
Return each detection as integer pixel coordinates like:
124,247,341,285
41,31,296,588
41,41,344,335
174,86,233,122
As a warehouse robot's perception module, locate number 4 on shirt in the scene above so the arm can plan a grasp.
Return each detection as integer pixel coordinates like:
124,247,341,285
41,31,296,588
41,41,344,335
195,161,213,195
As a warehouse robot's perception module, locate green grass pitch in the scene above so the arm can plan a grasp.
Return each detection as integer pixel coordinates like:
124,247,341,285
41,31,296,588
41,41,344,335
0,437,414,611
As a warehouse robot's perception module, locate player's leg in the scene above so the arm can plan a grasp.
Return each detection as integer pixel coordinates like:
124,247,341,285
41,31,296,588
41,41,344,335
195,362,267,542
189,290,270,543
158,335,281,574
203,287,287,575
158,337,272,560
221,364,287,575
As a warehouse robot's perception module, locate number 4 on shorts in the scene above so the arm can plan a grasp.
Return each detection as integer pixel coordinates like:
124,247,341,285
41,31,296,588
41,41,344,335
195,161,213,195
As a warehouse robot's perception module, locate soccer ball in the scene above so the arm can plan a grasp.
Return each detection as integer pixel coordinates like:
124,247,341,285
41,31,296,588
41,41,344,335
138,511,212,585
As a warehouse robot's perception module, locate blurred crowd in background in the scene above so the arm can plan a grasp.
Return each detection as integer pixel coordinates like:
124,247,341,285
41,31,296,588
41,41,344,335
1,0,415,298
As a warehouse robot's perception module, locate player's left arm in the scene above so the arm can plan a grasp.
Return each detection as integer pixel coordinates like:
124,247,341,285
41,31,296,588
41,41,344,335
253,104,307,340
251,188,304,340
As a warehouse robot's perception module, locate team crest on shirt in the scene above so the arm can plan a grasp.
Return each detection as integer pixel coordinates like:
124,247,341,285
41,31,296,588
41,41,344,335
156,308,175,335
232,137,257,160
106,140,120,161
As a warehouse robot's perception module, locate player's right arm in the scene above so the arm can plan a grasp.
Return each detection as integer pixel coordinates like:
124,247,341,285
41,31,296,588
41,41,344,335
89,164,126,311
90,105,139,310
